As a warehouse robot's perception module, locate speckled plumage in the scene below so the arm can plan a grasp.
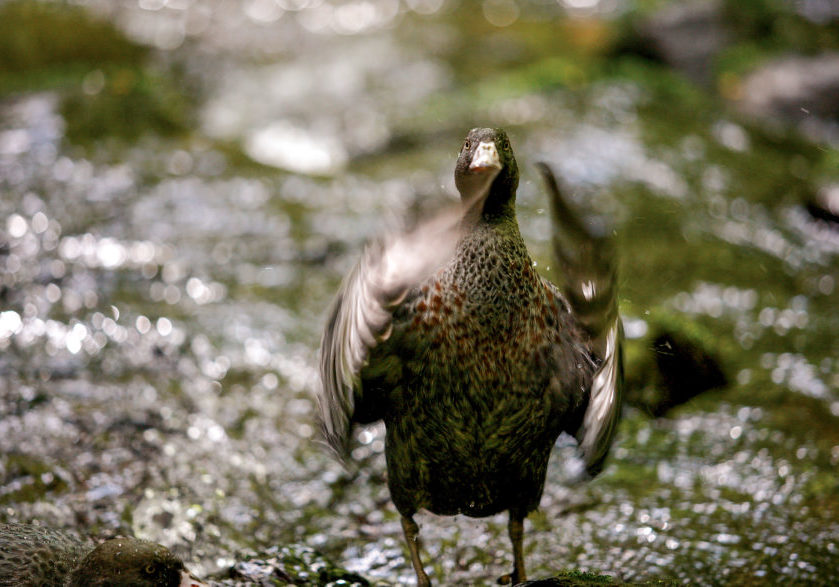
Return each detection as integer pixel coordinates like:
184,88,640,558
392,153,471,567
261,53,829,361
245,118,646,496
379,220,594,521
0,523,206,587
319,128,622,585
0,524,92,587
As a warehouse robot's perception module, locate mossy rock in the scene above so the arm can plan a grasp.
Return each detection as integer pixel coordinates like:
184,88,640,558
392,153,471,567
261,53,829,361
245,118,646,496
624,311,728,417
216,544,369,586
0,1,144,94
61,66,192,144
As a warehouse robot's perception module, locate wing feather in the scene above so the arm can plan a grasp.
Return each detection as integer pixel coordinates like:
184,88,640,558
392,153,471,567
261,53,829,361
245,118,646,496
318,208,464,458
538,162,624,477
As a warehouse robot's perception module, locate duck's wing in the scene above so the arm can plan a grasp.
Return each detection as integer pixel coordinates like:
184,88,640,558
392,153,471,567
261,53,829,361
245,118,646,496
538,162,623,478
577,319,623,477
318,209,464,459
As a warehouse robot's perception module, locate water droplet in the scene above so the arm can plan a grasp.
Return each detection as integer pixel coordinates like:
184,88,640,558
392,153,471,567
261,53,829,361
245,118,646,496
136,315,152,334
7,214,27,238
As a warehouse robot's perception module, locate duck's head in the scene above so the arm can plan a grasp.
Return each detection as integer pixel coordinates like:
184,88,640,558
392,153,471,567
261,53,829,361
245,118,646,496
454,127,519,220
69,536,207,587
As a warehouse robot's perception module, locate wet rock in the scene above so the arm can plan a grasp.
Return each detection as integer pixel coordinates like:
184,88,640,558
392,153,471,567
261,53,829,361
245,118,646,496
210,544,369,587
625,319,727,417
619,0,731,86
515,568,618,586
650,330,727,416
735,52,839,143
806,183,839,226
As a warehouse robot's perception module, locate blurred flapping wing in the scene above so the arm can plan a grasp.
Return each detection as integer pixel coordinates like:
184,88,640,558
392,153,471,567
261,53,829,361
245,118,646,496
318,207,465,458
538,162,624,478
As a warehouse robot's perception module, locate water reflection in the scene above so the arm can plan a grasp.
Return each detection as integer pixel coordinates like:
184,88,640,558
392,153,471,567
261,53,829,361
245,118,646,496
245,121,348,175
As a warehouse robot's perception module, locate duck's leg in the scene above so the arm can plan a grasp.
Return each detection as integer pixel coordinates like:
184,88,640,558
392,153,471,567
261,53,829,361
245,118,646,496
498,511,526,585
401,515,431,587
509,512,527,584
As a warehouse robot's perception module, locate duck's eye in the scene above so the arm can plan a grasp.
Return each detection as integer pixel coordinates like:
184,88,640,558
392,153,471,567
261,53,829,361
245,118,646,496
144,564,156,575
463,140,470,151
502,138,510,151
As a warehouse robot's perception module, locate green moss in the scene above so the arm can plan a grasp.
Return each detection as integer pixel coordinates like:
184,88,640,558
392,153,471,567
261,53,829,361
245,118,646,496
61,66,192,144
612,57,710,116
600,461,660,499
0,454,69,504
476,56,592,101
533,568,620,585
801,470,839,504
222,544,370,586
0,1,145,95
0,1,194,144
714,42,771,81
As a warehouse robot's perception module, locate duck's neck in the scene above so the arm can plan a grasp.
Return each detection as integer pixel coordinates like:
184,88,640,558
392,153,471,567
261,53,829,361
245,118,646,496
480,193,516,224
458,204,524,250
460,185,516,227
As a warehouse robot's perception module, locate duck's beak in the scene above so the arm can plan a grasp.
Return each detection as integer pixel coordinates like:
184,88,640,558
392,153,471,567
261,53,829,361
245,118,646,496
179,569,209,587
469,141,502,173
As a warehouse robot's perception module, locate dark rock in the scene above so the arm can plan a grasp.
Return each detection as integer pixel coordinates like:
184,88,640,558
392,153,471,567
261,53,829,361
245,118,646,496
651,330,727,416
806,183,839,226
212,544,368,586
620,0,731,86
623,317,728,418
736,53,839,143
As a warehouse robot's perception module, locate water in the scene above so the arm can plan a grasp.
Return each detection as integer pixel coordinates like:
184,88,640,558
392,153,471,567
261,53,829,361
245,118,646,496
1,1,838,585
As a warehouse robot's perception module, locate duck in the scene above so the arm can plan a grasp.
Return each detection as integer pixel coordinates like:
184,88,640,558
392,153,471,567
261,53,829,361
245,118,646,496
318,127,623,585
0,522,207,587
